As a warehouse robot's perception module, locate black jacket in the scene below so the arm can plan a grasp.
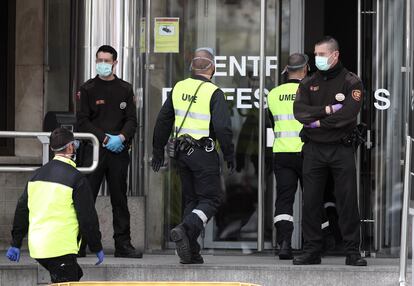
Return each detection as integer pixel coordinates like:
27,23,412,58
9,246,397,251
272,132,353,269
153,75,234,162
11,157,103,253
77,75,137,143
293,62,363,143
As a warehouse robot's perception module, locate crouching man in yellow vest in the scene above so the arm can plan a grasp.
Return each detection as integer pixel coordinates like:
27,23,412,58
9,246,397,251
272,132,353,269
6,128,104,283
267,53,308,260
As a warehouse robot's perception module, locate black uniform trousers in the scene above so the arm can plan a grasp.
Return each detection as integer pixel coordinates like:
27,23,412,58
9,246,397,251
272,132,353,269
273,152,302,244
87,147,131,247
36,254,83,283
177,147,223,252
302,141,360,255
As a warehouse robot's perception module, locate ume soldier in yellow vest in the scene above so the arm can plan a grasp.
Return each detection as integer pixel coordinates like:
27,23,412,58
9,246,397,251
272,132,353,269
6,128,104,283
267,53,309,260
152,47,234,264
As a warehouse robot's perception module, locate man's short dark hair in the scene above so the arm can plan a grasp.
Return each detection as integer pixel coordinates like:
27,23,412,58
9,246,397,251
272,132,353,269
315,36,339,52
50,127,74,152
96,45,118,61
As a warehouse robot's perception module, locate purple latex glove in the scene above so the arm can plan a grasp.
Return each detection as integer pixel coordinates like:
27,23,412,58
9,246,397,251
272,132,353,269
331,103,343,113
304,121,320,128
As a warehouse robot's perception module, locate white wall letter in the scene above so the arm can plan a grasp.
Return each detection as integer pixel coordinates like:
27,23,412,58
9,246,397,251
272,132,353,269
237,88,252,109
162,88,173,104
374,88,391,110
247,56,260,77
266,56,278,76
215,56,227,76
229,56,246,76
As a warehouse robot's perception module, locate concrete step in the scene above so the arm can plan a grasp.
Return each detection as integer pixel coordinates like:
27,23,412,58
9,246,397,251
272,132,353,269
0,253,410,286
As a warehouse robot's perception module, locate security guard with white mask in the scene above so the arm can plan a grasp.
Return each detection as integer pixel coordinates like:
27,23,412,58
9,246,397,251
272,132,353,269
293,36,367,266
267,53,308,260
6,128,104,283
76,45,140,259
152,47,234,264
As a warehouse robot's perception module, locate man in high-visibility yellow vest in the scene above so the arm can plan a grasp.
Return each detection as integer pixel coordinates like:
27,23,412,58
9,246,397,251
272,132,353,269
267,53,309,260
6,128,104,283
152,47,234,264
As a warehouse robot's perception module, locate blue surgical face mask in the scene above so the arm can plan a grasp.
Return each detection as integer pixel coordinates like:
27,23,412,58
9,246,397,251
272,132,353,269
96,62,113,77
315,54,333,71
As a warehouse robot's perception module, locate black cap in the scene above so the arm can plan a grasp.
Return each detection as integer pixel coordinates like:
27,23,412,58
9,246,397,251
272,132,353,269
282,53,309,74
50,127,74,151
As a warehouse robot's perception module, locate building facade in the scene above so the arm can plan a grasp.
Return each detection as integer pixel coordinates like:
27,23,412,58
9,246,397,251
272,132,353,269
1,0,413,257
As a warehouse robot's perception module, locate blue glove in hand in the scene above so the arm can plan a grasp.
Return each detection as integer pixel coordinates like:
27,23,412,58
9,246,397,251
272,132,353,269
6,247,20,262
331,103,343,113
105,134,124,153
304,121,320,129
95,250,104,265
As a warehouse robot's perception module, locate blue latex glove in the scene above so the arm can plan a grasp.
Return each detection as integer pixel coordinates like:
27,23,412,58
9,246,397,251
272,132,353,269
304,120,320,128
331,103,343,113
6,247,20,262
105,134,124,153
95,250,104,265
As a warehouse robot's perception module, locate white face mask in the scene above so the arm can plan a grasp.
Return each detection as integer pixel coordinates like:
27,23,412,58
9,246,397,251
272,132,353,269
96,62,113,77
315,54,334,71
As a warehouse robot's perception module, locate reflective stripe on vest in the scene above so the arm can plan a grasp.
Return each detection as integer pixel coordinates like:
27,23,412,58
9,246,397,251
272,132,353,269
273,114,296,121
172,78,218,139
174,109,211,121
28,157,79,258
267,82,303,153
274,131,301,138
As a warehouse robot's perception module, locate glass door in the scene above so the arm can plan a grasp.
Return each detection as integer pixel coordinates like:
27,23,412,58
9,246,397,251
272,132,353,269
359,0,411,257
138,0,303,251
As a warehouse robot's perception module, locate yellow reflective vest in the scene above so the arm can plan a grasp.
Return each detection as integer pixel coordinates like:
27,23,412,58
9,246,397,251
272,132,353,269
267,82,303,153
172,78,218,139
28,156,80,258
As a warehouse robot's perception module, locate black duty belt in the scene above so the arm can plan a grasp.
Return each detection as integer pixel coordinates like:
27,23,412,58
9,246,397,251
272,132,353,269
176,135,215,155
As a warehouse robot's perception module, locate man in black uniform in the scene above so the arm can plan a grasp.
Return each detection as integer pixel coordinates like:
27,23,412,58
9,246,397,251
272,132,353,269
293,36,366,266
267,53,308,260
77,45,141,258
152,47,234,264
6,128,104,283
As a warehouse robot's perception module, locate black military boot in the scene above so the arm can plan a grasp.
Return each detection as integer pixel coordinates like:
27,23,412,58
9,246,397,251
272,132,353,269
179,223,204,264
345,254,367,266
114,242,143,258
274,221,294,259
170,223,192,263
278,240,293,260
293,252,321,265
188,240,204,264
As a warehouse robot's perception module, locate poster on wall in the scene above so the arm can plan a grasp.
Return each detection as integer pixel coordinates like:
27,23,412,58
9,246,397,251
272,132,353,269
154,17,179,53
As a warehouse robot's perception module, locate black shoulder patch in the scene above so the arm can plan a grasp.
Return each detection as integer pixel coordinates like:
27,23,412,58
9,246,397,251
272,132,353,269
345,71,362,86
301,75,313,86
81,78,96,90
118,78,133,89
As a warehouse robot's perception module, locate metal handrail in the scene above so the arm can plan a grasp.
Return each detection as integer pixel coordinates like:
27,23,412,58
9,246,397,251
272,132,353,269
399,136,414,286
0,131,99,174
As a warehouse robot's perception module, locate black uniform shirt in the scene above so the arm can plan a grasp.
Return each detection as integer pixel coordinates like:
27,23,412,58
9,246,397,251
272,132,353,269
293,62,363,143
77,75,137,143
153,75,234,162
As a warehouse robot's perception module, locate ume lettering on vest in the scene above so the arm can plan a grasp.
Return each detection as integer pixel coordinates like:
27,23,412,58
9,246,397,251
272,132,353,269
182,93,197,103
278,94,296,101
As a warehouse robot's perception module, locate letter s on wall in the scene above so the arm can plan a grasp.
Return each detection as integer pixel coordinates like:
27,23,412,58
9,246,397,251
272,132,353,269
374,88,391,110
